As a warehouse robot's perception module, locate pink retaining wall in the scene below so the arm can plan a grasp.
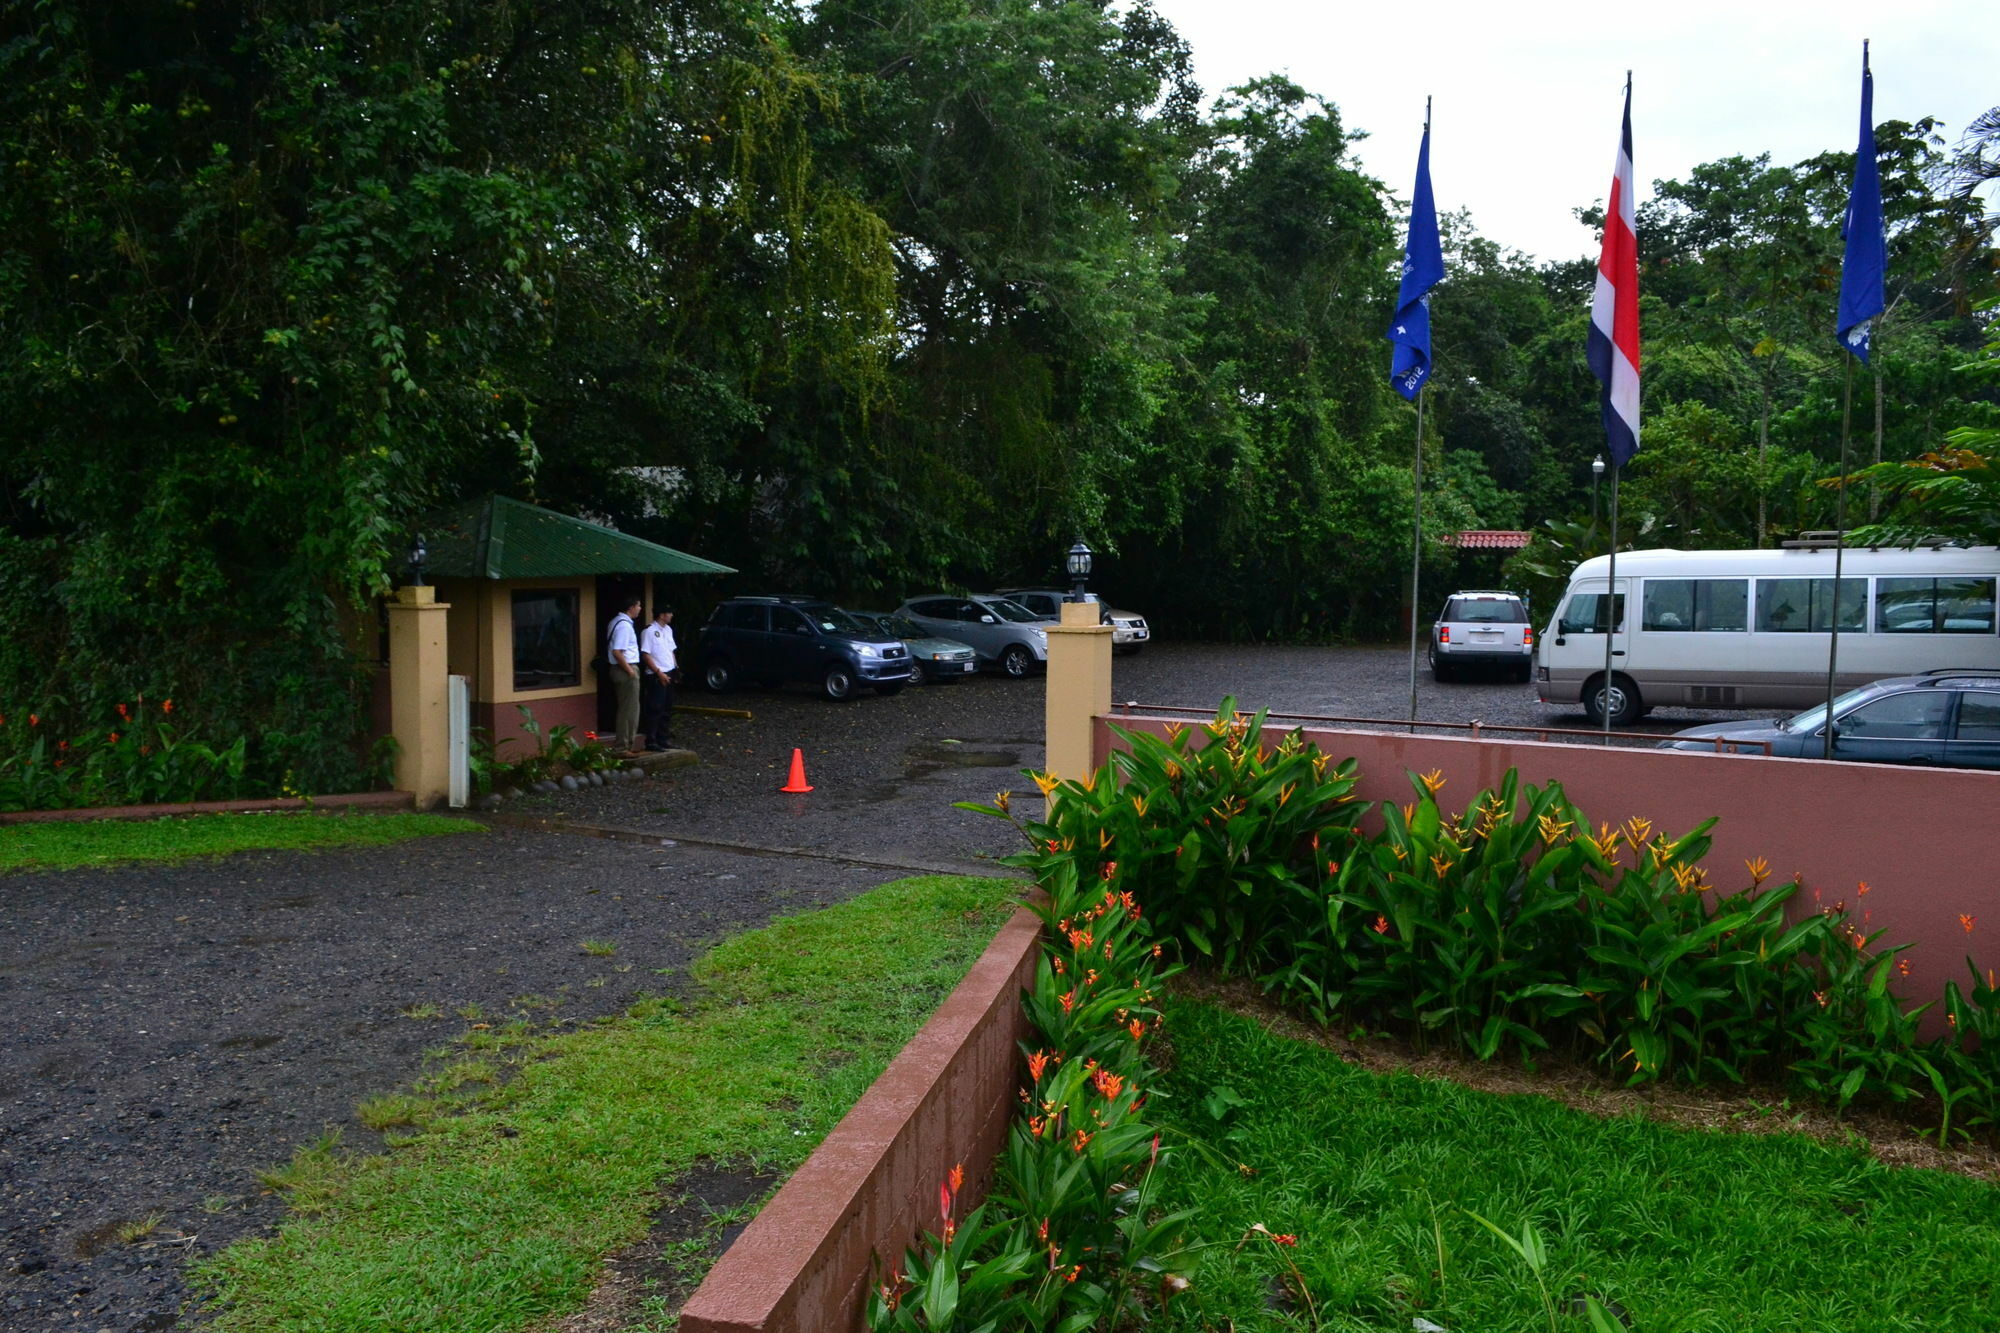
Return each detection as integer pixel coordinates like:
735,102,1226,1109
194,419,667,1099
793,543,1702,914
678,902,1043,1333
1094,716,2000,1008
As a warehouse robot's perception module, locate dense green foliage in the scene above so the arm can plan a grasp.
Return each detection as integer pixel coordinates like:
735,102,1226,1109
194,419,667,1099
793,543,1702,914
3,2,1995,782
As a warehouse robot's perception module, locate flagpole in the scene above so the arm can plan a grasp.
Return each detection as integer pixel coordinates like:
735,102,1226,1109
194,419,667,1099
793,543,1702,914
1601,466,1619,743
1403,96,1435,732
1827,37,1882,758
1823,358,1854,758
1407,385,1426,731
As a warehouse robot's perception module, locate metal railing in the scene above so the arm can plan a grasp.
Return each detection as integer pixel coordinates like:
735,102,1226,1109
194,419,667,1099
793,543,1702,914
1106,700,1775,756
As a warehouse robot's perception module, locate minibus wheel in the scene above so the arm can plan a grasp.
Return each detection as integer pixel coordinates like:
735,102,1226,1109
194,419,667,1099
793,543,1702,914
1583,673,1642,727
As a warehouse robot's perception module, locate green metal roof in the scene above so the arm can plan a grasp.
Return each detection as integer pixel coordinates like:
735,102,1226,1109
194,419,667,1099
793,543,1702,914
418,495,735,580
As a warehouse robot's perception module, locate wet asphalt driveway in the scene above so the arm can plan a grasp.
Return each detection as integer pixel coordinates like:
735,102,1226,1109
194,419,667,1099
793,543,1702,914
0,640,1733,1329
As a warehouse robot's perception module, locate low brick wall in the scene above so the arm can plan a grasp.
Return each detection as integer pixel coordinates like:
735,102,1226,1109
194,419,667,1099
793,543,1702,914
1095,714,2000,1013
678,901,1043,1333
0,790,415,826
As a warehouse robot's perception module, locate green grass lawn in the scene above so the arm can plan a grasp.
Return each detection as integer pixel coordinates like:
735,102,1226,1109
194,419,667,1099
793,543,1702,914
1154,999,2000,1333
0,811,485,873
195,874,1022,1333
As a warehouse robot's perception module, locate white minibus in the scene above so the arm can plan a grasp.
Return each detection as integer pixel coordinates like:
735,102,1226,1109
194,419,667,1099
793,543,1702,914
1536,546,2000,725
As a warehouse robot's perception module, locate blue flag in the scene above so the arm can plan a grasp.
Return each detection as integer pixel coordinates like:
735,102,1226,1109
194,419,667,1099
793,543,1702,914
1386,120,1444,400
1836,42,1886,363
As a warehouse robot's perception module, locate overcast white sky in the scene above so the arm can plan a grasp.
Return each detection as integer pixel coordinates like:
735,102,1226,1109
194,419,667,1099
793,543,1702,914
1143,0,1999,262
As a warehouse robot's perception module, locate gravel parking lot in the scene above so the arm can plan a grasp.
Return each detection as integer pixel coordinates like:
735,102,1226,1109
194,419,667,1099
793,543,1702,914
538,638,1738,867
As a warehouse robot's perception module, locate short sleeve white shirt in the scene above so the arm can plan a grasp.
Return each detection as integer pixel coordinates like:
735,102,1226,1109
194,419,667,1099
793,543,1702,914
607,613,640,665
640,621,677,673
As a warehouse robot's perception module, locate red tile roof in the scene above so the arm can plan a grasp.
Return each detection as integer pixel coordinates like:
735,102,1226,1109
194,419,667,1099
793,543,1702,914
1451,529,1532,550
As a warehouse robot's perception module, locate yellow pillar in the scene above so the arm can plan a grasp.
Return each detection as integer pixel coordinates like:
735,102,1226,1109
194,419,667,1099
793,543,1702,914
388,584,453,809
1043,599,1113,784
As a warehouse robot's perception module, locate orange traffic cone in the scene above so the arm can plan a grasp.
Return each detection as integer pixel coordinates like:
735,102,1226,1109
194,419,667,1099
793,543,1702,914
780,747,814,794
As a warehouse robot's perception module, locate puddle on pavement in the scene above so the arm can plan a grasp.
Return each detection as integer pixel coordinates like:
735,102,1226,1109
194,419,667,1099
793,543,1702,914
902,740,1021,781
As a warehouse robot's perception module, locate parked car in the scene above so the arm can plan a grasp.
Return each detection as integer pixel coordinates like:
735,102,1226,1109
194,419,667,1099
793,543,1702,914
849,611,980,685
997,588,1151,655
1658,669,2000,769
1430,590,1534,683
700,596,913,700
895,594,1050,678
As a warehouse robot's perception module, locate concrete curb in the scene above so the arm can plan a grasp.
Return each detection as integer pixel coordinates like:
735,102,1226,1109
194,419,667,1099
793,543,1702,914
678,903,1044,1333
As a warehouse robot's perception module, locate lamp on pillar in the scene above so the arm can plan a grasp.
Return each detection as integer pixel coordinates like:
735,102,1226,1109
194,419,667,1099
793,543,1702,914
1065,540,1093,603
406,533,428,588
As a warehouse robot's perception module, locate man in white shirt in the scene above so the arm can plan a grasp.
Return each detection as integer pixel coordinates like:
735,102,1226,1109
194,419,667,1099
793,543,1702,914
639,604,678,751
607,596,643,753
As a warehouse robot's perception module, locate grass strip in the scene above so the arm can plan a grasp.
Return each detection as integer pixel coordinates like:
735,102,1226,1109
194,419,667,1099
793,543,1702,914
1154,998,2000,1332
195,874,1022,1333
0,811,485,873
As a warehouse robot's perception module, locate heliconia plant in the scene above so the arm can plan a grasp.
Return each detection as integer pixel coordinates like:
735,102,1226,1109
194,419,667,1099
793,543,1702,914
1002,701,2000,1147
868,857,1193,1332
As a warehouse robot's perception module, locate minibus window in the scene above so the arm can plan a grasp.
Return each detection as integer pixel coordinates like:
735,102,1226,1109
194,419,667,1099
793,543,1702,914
1642,579,1747,632
1559,593,1624,635
1755,578,1865,632
1876,577,1997,634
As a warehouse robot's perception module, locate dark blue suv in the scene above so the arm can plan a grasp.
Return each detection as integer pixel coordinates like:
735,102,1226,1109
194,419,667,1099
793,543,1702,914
700,597,914,701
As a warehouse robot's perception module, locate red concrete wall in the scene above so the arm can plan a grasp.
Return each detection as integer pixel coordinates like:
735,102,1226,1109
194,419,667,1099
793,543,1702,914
678,903,1043,1333
1094,716,2000,1009
478,694,600,758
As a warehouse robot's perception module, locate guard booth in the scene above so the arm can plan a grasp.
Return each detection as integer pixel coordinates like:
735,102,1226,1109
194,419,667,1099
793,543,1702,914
378,495,734,769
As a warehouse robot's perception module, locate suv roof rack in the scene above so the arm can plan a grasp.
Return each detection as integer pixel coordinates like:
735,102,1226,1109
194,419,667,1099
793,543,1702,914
1920,667,2000,680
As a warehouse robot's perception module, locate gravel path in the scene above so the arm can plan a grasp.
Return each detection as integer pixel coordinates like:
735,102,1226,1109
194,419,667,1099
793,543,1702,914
0,640,1732,1330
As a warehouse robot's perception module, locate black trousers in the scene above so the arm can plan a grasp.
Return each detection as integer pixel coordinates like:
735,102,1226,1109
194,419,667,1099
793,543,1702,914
642,673,676,748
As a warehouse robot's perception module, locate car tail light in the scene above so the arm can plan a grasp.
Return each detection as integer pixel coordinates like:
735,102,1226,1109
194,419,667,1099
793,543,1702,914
1438,626,1450,643
1523,627,1534,647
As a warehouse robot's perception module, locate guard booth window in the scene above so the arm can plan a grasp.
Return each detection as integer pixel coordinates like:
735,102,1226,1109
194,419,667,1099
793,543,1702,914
513,589,580,690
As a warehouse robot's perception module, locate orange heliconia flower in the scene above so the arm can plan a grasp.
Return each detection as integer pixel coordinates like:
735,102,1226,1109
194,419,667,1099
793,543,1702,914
1372,914,1390,935
949,1162,965,1195
1028,1049,1051,1082
162,699,173,714
1058,989,1076,1015
1091,1067,1125,1101
1961,914,1978,935
1745,856,1771,887
1128,1017,1146,1041
1856,880,1871,896
28,713,39,727
1268,1233,1299,1247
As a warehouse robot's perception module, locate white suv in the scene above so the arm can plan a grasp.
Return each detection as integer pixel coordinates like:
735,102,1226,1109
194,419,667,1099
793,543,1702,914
1430,591,1534,683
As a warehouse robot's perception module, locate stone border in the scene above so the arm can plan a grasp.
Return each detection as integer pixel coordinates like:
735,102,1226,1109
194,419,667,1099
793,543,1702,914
0,790,414,826
678,901,1043,1333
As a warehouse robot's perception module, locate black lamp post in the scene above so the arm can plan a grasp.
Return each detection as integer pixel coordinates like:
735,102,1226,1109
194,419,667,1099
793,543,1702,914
1591,456,1605,528
1065,540,1093,604
407,533,428,588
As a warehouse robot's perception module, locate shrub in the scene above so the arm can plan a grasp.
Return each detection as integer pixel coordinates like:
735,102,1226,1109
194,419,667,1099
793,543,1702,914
0,698,252,812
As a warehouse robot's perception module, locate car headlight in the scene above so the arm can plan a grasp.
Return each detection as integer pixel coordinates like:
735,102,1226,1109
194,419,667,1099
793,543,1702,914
856,644,883,658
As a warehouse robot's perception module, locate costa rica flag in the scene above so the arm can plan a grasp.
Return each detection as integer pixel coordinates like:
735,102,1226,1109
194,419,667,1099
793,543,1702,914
1587,81,1640,467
